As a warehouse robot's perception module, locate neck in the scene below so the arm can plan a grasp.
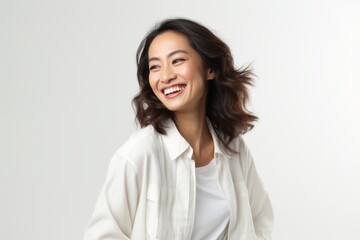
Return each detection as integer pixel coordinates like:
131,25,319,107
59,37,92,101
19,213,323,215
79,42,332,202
174,110,214,167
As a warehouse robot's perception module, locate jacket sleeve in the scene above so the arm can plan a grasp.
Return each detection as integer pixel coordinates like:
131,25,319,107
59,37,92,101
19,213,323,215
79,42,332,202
84,153,140,240
241,140,274,240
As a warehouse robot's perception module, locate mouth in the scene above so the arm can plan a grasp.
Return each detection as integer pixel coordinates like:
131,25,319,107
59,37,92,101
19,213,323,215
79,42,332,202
162,84,186,96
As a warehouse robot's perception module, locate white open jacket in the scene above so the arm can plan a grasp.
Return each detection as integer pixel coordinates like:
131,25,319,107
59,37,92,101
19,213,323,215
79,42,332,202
84,119,274,240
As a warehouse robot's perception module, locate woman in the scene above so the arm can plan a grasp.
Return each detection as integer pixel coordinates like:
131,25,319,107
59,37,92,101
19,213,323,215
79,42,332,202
84,18,274,240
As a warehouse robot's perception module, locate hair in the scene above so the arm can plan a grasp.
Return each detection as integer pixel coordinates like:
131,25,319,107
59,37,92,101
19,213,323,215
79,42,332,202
132,18,258,153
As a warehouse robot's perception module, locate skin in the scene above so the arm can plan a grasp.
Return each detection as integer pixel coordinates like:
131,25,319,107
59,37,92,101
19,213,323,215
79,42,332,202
148,30,215,167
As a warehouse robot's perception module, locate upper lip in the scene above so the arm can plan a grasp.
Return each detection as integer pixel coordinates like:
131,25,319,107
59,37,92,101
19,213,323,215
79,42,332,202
160,83,187,93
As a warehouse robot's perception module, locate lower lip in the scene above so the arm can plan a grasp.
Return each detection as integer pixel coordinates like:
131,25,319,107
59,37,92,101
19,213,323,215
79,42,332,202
164,88,185,99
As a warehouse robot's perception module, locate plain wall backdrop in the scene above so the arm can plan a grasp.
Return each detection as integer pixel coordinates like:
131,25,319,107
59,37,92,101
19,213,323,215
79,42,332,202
1,0,359,239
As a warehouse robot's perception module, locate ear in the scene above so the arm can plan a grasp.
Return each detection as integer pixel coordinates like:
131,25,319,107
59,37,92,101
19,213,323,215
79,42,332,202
206,69,215,80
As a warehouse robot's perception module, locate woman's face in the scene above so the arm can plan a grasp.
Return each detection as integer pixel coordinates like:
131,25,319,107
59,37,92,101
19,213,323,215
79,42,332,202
148,31,214,114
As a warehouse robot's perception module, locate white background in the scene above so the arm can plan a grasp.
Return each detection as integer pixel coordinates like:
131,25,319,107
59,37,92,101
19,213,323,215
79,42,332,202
1,0,359,239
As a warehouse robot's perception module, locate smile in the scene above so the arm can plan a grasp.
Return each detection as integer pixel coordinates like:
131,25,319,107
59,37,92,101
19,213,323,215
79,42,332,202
163,85,186,95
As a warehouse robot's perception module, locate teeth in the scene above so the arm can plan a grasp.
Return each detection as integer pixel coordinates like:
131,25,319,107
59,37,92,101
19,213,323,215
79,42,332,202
164,86,185,95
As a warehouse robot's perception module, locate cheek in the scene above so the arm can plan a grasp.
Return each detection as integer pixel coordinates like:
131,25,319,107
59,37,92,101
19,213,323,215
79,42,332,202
148,76,163,100
148,75,157,91
182,63,206,80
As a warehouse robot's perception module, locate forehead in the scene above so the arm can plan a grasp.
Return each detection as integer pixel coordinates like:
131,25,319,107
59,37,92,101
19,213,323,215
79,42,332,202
148,31,192,57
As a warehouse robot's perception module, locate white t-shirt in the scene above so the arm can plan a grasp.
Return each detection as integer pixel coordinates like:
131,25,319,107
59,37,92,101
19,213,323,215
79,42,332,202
191,158,230,240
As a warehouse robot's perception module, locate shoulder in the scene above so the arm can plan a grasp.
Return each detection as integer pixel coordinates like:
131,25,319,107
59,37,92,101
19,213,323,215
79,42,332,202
229,134,250,157
110,125,164,166
120,125,161,152
227,134,253,173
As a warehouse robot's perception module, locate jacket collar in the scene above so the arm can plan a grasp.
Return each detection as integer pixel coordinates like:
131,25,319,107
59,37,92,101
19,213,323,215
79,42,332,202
161,118,229,161
206,118,230,159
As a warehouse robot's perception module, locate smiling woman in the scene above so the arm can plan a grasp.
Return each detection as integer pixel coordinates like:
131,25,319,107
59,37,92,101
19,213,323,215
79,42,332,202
148,31,214,114
84,18,274,240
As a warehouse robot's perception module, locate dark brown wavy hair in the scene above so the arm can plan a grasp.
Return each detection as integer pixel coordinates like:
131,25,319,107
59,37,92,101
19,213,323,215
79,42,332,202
133,18,257,153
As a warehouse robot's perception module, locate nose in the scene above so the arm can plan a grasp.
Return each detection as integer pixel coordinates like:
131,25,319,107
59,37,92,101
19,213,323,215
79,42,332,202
160,66,176,83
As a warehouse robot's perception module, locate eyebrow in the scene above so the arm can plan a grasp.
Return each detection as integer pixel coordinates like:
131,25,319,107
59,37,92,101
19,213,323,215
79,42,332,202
148,50,189,63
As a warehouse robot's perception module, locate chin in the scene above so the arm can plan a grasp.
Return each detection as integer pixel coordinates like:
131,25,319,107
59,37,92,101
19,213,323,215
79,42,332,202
164,106,181,112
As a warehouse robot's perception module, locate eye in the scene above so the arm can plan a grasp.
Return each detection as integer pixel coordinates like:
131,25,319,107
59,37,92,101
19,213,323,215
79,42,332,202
149,65,160,71
172,58,185,65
